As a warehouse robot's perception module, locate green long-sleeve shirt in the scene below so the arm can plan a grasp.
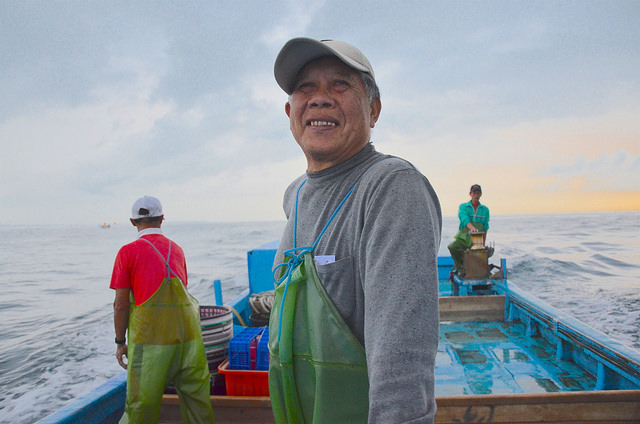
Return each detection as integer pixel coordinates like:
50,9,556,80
458,201,490,230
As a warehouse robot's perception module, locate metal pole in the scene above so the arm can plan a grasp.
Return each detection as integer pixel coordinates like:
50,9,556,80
213,279,223,306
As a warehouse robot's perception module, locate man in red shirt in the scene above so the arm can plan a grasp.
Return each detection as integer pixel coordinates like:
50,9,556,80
110,196,214,424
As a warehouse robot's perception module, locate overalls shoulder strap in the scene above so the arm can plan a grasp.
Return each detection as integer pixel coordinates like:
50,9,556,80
139,237,176,280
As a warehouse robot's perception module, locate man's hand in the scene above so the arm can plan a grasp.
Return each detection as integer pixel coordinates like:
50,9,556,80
115,344,128,369
113,288,130,370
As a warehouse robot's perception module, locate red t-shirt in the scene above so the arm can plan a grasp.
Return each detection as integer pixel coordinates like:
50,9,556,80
110,231,188,305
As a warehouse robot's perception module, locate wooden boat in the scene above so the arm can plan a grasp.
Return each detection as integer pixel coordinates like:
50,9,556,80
38,241,640,423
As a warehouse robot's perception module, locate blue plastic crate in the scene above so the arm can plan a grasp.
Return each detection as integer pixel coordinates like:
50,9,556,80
229,327,263,370
256,327,269,370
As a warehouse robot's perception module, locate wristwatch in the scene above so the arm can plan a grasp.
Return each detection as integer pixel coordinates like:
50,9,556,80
115,337,126,345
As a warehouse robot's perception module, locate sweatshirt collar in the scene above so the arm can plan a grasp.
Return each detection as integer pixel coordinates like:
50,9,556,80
306,143,377,181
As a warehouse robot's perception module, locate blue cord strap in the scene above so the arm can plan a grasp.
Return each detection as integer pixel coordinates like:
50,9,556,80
273,178,361,342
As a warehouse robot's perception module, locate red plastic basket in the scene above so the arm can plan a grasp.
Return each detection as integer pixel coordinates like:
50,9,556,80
218,359,269,396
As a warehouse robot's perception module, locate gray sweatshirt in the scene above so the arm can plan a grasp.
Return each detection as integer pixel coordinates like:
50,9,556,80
275,143,442,423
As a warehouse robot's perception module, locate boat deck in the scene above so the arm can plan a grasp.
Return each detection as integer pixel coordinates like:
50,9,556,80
437,277,598,396
437,320,595,395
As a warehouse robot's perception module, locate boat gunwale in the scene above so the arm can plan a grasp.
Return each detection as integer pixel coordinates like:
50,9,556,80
496,280,640,386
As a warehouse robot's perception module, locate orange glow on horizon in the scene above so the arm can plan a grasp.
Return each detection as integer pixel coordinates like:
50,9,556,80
440,190,639,217
489,191,640,216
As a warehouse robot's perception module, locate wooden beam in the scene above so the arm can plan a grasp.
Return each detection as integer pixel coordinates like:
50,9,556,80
435,390,640,423
161,395,274,424
160,390,640,423
439,295,505,322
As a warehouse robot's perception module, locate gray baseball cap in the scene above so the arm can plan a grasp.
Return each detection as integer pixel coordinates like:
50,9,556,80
274,37,375,95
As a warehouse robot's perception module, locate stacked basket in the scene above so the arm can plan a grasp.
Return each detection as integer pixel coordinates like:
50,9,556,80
218,326,270,396
200,305,234,394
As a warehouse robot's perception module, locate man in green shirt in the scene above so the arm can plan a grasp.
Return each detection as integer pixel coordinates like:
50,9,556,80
448,184,490,274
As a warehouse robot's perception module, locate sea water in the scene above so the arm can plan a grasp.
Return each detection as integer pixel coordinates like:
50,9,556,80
0,212,638,423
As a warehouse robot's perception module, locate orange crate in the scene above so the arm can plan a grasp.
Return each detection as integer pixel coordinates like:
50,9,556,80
218,359,269,396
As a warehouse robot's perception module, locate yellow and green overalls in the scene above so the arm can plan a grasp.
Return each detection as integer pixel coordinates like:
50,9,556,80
121,239,214,424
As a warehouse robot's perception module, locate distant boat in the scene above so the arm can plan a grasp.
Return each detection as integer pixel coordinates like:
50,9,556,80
101,223,111,229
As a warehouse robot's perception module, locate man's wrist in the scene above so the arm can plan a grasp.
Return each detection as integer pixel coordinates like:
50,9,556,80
115,337,126,345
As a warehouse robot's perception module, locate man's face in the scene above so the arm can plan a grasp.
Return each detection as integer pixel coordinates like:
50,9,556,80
285,56,381,172
470,190,482,202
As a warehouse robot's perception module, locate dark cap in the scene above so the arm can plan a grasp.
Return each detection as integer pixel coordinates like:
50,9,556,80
470,184,482,193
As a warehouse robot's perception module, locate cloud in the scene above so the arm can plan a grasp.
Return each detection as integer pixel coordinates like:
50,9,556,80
159,155,306,222
259,0,325,46
1,1,639,224
0,77,173,175
539,150,640,192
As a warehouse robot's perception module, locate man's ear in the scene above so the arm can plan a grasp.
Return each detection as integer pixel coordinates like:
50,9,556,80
285,102,291,118
369,98,381,128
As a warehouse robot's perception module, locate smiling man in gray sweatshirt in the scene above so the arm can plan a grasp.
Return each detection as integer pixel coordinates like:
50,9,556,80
268,37,442,424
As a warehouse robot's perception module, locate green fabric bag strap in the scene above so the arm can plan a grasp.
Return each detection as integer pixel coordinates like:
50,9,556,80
272,257,305,423
269,175,371,423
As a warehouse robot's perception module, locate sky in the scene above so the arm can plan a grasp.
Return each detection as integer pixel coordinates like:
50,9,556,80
1,0,639,225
